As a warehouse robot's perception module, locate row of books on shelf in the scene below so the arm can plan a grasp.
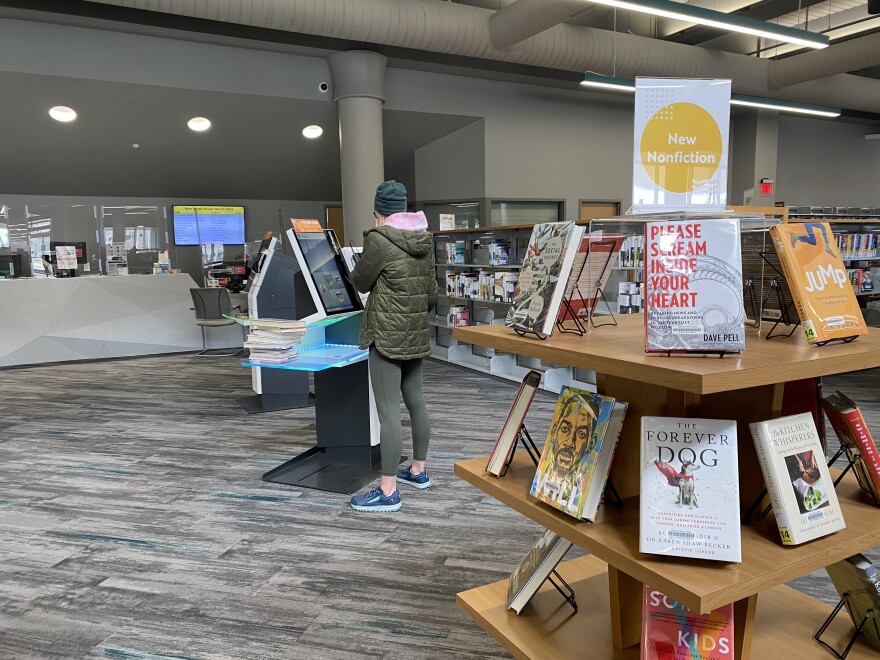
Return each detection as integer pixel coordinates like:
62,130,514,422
837,232,879,260
619,234,645,269
504,217,871,348
495,373,880,654
848,267,878,294
487,373,880,558
445,270,518,302
242,318,306,363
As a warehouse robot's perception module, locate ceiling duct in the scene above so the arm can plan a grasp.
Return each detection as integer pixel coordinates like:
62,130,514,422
489,0,591,49
80,0,880,114
770,31,880,88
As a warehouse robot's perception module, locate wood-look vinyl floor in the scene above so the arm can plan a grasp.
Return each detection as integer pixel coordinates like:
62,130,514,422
0,354,877,659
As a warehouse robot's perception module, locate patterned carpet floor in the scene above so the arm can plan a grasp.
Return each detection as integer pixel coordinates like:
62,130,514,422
0,354,877,659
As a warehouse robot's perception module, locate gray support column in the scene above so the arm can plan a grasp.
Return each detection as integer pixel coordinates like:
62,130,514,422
730,110,779,206
328,50,387,245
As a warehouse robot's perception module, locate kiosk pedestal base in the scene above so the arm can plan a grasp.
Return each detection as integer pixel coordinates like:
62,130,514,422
260,359,399,494
262,445,383,494
239,368,311,413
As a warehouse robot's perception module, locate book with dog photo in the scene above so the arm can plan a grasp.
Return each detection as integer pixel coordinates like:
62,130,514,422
530,386,625,520
750,412,846,545
507,530,573,615
640,417,741,562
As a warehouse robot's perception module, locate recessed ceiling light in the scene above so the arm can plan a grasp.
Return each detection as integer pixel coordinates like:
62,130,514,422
49,106,77,122
131,143,140,149
302,125,324,139
187,117,211,132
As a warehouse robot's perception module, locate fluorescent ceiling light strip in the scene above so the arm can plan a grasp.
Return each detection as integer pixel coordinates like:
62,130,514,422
580,74,636,92
588,0,829,49
730,95,840,117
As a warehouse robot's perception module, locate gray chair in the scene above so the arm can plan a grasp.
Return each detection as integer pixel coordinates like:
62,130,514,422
190,287,245,357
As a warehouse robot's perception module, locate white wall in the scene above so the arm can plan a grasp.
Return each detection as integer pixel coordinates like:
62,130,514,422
387,69,633,219
414,120,485,201
776,115,880,208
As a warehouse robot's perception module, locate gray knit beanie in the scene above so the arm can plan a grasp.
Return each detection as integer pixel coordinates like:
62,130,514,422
374,180,407,216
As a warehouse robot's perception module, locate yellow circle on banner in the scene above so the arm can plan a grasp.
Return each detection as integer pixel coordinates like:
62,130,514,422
640,102,722,194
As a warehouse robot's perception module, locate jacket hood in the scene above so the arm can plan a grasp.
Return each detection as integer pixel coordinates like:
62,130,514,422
370,211,432,257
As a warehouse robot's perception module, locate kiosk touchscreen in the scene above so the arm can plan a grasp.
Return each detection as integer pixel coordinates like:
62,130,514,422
286,219,362,323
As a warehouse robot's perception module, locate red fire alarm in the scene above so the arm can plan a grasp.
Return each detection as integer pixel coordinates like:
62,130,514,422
760,178,774,195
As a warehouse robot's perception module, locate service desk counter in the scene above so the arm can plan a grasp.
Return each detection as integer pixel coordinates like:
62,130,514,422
0,274,242,367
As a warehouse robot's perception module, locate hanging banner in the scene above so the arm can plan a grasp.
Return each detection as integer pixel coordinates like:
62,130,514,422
632,78,731,214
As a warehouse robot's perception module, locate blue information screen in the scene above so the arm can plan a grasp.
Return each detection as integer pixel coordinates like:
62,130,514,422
173,206,245,245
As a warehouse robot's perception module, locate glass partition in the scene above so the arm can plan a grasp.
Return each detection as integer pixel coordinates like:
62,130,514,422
421,201,482,231
100,205,171,275
489,200,563,227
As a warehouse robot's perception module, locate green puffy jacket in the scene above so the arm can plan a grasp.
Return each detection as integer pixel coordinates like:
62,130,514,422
351,218,438,361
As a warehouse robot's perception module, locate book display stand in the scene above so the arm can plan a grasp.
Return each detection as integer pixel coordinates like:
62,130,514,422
814,595,879,659
555,296,587,336
452,316,880,659
498,424,580,614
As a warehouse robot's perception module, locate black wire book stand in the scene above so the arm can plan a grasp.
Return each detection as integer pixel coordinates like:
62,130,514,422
814,594,879,659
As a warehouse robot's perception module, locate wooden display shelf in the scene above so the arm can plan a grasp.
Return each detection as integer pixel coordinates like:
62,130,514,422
453,316,880,658
457,554,879,660
455,453,880,614
452,316,880,396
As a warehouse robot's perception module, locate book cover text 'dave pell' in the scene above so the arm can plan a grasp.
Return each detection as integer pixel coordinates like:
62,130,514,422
644,218,745,353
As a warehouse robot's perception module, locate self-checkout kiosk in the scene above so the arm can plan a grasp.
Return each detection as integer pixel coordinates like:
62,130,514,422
243,221,383,493
239,236,312,413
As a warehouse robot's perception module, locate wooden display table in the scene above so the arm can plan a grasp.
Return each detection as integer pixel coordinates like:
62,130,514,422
452,317,880,659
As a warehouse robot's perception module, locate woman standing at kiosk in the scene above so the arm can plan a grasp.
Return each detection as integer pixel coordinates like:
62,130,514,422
349,180,438,512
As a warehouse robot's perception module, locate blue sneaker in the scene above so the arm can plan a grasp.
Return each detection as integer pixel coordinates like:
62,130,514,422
350,486,401,512
397,466,432,490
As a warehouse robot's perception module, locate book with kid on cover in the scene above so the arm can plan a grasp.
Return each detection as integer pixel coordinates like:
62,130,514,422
644,217,745,354
750,412,846,545
640,417,741,563
530,386,624,520
641,585,734,660
505,222,584,337
769,222,867,344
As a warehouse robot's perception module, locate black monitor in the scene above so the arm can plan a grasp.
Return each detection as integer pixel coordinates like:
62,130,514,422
287,223,362,317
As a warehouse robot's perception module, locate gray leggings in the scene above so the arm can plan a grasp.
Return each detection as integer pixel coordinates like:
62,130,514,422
369,347,431,477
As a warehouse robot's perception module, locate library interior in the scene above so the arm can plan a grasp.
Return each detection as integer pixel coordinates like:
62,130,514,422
3,1,880,658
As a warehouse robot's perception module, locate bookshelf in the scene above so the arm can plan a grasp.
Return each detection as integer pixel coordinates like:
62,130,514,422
452,316,880,659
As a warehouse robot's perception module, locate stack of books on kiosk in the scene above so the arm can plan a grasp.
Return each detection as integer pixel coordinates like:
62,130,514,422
244,318,307,363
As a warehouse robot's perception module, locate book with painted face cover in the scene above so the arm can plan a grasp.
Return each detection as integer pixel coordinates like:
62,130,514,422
644,218,745,353
822,391,880,506
641,585,734,660
530,386,626,521
749,412,846,545
825,554,880,650
506,530,573,615
505,222,585,337
769,222,867,344
485,370,542,477
640,417,741,563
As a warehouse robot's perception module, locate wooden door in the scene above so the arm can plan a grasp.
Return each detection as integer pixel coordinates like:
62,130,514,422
579,201,620,221
326,206,344,244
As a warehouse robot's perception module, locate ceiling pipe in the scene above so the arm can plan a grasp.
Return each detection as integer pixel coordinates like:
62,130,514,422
79,0,880,114
489,0,591,49
769,31,880,89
